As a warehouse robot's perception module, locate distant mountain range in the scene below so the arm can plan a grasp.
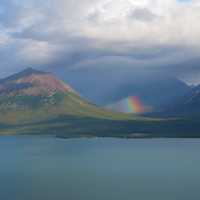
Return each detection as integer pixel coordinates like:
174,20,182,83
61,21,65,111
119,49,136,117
159,84,200,117
102,77,191,114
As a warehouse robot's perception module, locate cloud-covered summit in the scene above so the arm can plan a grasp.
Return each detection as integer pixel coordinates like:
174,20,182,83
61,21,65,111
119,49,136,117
0,0,200,84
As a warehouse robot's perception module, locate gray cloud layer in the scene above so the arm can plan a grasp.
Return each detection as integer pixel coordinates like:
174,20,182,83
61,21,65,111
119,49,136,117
0,0,200,84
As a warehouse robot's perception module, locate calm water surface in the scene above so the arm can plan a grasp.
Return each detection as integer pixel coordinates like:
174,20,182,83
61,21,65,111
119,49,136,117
0,136,200,200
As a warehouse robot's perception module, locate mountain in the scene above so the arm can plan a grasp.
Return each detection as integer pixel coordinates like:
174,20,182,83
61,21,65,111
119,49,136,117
0,68,74,96
0,68,133,125
159,84,200,117
102,77,190,113
0,68,200,138
54,68,190,109
0,68,160,137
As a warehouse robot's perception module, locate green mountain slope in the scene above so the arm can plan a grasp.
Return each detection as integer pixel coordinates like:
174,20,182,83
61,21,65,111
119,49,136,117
0,68,138,124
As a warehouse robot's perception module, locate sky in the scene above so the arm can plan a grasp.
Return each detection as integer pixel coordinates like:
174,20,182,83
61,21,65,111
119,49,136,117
0,0,200,86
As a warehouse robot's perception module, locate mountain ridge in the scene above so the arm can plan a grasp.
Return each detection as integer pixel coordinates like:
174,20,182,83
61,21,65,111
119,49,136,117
0,68,135,124
101,77,190,113
0,68,200,138
159,84,200,117
0,68,48,84
0,67,74,96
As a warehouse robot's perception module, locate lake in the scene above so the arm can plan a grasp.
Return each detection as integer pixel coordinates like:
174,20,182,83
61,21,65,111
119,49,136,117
0,136,200,200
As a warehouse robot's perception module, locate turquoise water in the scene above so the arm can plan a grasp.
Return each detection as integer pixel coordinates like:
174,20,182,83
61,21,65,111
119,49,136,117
0,136,200,200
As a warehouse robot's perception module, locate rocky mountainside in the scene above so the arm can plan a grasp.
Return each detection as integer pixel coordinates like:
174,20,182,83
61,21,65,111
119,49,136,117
0,68,132,124
160,84,200,117
0,68,74,96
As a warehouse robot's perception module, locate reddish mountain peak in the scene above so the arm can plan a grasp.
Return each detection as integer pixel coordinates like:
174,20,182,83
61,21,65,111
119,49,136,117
0,68,75,96
17,73,73,93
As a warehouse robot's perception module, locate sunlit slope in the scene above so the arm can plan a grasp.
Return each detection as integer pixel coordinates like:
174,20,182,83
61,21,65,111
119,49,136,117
0,92,140,124
0,68,149,125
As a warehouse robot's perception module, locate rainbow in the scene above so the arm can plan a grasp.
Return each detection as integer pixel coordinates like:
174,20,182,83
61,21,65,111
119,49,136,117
110,96,147,114
127,96,145,113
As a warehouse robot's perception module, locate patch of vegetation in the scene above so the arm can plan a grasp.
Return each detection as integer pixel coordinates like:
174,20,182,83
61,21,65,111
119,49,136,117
1,115,200,138
0,92,65,109
0,90,199,138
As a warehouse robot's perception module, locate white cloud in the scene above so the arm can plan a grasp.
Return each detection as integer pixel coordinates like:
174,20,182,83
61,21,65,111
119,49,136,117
4,0,199,46
80,0,200,46
17,39,59,64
